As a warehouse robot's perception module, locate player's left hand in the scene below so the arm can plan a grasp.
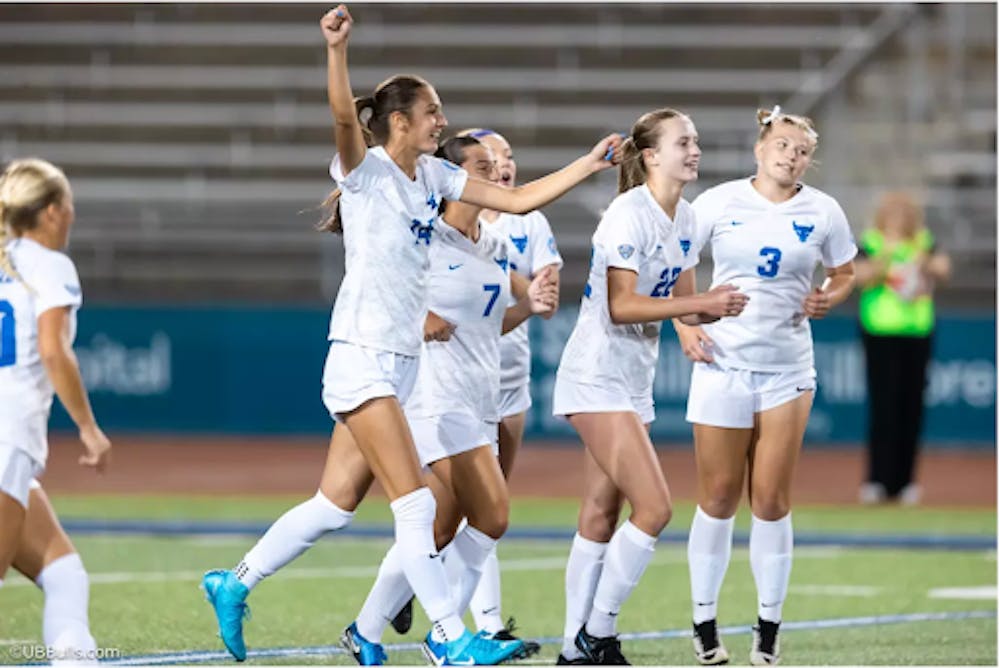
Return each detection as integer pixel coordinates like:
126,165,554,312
802,287,831,319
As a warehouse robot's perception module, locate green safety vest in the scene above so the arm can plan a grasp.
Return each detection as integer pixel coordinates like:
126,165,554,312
858,228,936,336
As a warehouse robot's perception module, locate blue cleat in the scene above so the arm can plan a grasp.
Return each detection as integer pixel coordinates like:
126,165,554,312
341,622,388,665
422,628,525,665
201,569,250,661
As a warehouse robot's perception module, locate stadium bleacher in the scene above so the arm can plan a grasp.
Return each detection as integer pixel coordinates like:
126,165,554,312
0,3,993,305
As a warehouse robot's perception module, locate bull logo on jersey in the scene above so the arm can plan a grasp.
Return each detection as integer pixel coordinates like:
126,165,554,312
617,244,635,260
410,218,435,245
548,236,558,255
510,234,528,254
679,239,691,256
792,220,814,243
494,257,509,273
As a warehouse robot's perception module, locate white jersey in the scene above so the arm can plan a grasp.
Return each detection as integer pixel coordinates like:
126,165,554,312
0,238,82,465
691,178,857,372
484,211,563,391
328,147,470,357
557,185,698,396
404,219,511,424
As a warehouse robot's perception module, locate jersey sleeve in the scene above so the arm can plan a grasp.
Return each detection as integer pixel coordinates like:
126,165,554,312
329,149,383,194
527,212,564,272
600,205,646,273
32,253,82,316
822,199,859,268
426,156,470,202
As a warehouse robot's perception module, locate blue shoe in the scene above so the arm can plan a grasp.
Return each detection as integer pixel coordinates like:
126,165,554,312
422,628,525,665
202,569,250,661
341,622,387,665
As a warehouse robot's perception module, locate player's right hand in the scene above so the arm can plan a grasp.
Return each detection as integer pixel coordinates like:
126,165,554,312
676,324,715,363
79,424,111,473
424,310,456,342
321,5,353,48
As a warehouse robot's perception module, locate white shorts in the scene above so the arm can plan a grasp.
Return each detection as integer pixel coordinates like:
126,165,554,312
498,384,532,419
552,374,655,425
0,446,44,509
322,340,419,422
408,412,499,468
686,362,817,429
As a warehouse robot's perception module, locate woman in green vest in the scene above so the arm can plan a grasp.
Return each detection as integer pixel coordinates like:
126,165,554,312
855,192,951,504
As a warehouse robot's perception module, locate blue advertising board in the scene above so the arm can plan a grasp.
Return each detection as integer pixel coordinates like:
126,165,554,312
51,306,995,446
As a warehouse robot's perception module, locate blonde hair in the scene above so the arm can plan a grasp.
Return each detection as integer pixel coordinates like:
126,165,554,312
618,108,685,194
0,158,70,286
755,106,819,146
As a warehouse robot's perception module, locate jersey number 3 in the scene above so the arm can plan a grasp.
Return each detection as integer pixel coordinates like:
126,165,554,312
757,247,782,278
0,300,15,367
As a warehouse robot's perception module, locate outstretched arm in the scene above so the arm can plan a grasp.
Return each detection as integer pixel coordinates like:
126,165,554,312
459,134,623,215
607,268,747,326
321,5,366,176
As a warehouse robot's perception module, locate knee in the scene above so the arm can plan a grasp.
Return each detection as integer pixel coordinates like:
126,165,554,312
578,498,620,543
750,488,790,521
631,499,672,536
699,478,743,519
468,501,509,541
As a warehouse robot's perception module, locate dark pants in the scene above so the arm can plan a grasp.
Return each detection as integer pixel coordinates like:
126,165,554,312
861,331,933,497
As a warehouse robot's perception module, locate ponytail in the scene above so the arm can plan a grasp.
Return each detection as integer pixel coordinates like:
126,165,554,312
0,204,22,286
617,137,645,194
316,188,343,235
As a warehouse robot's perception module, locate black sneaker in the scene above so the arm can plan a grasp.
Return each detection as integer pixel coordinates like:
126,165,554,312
574,625,629,665
488,617,540,659
556,653,590,665
692,619,729,665
389,597,413,635
750,618,780,665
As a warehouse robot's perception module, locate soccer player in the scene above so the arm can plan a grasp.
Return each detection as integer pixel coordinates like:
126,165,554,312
553,109,748,665
677,106,857,665
0,158,112,663
342,135,556,665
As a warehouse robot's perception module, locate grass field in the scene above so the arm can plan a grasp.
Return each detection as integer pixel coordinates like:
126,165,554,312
2,496,996,665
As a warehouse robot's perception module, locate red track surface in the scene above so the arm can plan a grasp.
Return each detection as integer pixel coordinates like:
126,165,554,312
40,435,996,508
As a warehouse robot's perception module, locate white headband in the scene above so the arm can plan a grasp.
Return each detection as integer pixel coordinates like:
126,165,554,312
762,105,782,125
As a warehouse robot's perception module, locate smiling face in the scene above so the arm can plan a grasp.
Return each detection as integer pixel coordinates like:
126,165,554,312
643,115,701,185
754,122,816,189
391,85,448,155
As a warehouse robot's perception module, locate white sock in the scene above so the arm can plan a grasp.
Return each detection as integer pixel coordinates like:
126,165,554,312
587,521,657,638
236,490,354,590
36,553,97,664
561,533,608,658
443,525,497,620
749,513,793,623
391,488,465,642
688,506,735,624
470,546,504,634
357,544,413,643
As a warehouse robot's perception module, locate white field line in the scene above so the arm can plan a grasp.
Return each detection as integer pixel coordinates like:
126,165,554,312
1,547,844,588
927,586,997,600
